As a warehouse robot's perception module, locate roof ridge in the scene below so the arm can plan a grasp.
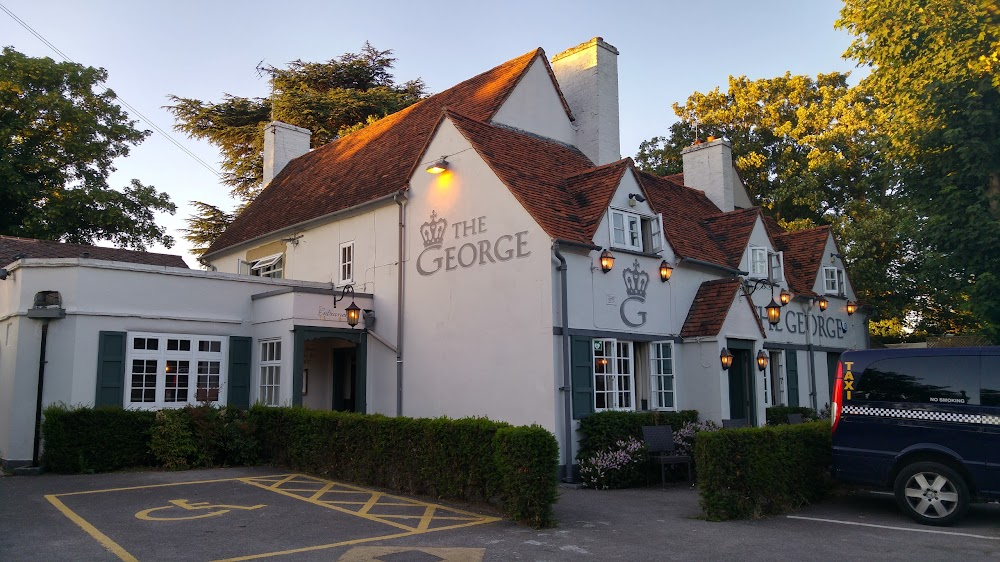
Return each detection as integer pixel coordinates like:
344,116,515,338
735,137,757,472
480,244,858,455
561,158,632,180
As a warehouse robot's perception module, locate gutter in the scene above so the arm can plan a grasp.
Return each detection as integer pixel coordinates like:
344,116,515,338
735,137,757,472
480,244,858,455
395,192,407,417
680,257,746,276
552,238,599,482
203,191,404,261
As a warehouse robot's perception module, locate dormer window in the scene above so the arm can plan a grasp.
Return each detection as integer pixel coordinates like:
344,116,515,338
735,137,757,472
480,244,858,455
823,266,845,295
249,253,283,279
749,247,768,278
609,209,663,254
748,247,783,282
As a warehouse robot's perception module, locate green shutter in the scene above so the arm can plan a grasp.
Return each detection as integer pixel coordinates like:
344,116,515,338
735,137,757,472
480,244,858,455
95,331,127,407
228,336,252,409
571,336,595,419
786,350,800,407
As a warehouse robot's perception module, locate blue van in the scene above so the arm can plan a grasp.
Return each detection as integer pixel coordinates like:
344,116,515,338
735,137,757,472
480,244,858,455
831,346,1000,525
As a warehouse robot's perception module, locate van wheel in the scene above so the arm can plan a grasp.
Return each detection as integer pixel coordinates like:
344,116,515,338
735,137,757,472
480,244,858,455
893,461,969,526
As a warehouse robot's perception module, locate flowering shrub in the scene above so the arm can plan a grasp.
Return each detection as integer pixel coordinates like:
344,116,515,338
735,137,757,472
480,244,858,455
672,420,720,457
579,436,646,489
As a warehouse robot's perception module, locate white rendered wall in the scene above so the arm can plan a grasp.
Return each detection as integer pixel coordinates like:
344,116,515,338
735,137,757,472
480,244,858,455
404,118,557,435
263,121,311,186
491,57,576,147
550,37,621,166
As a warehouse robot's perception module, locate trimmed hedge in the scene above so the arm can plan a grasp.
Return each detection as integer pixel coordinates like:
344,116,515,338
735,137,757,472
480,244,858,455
42,405,156,472
695,420,832,520
576,410,699,461
765,406,819,426
42,405,560,527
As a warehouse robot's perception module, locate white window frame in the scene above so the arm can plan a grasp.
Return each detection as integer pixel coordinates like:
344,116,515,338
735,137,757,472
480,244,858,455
250,253,283,279
749,246,768,278
769,251,784,283
258,339,282,406
593,339,636,412
768,350,784,406
124,332,228,410
650,341,677,411
608,208,664,254
339,241,354,285
823,266,843,295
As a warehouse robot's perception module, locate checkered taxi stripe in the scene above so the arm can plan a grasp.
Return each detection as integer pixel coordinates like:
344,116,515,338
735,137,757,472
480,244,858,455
842,404,1000,425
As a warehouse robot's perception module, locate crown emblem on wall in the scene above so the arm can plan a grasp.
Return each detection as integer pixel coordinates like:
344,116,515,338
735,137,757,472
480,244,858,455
623,259,649,298
421,210,447,248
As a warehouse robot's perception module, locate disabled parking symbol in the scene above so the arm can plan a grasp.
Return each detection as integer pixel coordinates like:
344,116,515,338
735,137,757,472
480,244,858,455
135,499,266,521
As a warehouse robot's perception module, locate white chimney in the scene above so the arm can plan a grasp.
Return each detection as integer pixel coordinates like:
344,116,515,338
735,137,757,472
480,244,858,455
551,37,621,166
681,138,738,212
263,121,311,186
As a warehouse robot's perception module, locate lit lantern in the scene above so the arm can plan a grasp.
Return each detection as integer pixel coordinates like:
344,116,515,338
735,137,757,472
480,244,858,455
346,301,361,328
779,288,792,306
425,158,449,174
766,298,781,326
846,301,858,316
659,260,673,282
757,350,769,371
720,347,734,370
600,249,615,273
818,296,829,311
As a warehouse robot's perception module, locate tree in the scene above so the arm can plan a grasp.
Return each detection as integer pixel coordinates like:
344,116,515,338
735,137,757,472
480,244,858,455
635,73,918,326
180,201,235,258
838,0,1000,340
0,47,175,250
167,43,426,204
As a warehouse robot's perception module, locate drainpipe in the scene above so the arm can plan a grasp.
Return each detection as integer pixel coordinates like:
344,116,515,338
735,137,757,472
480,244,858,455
552,239,601,482
394,192,407,417
31,319,50,467
804,301,818,411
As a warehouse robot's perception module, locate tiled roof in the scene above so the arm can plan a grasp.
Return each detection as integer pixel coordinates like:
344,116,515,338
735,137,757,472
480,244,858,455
773,226,831,297
680,278,766,338
449,108,621,243
637,172,730,266
207,48,546,255
0,236,188,269
702,208,764,269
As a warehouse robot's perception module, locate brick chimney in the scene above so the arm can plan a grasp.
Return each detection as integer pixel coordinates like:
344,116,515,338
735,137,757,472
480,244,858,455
262,121,311,186
681,138,738,212
551,37,621,166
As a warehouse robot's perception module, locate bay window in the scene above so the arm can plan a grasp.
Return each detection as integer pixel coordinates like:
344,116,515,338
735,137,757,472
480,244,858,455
125,332,227,409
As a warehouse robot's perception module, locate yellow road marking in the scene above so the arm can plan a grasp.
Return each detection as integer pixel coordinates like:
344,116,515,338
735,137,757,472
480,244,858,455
308,482,336,501
136,499,267,521
45,494,137,562
356,492,383,515
213,531,418,562
50,473,295,497
416,506,436,531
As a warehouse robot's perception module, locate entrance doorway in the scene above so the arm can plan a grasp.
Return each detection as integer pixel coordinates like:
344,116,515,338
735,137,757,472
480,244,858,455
294,327,366,413
331,347,356,412
726,340,756,426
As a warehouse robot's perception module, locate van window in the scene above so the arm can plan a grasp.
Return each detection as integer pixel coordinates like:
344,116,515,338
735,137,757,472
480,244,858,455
984,356,1000,407
854,356,979,405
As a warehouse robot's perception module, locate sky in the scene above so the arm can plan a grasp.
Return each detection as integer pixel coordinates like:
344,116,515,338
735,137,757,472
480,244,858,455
1,0,860,267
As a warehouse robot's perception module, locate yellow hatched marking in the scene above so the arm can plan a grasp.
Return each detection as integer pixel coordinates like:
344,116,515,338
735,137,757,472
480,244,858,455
355,492,383,516
416,506,436,531
308,482,337,501
46,494,137,562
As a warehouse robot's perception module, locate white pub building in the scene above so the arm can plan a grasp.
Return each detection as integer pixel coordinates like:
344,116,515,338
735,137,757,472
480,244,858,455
0,38,866,474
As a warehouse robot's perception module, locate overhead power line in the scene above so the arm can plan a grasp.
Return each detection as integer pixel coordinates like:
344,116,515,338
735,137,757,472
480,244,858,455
0,2,222,179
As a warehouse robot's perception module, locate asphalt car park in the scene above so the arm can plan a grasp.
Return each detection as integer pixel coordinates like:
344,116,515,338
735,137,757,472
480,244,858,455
2,468,998,561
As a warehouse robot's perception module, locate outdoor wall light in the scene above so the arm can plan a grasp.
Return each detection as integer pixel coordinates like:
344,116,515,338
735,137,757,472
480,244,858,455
720,347,734,370
628,193,646,207
425,157,449,174
600,249,615,273
766,298,781,326
659,260,673,282
334,285,361,328
756,350,769,371
818,296,829,311
846,301,858,316
779,288,792,306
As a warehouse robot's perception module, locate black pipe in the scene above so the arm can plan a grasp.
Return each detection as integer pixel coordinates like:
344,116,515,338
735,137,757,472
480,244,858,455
552,242,574,482
32,319,49,467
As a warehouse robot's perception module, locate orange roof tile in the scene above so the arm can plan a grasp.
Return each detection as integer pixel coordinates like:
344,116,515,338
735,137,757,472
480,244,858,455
702,207,764,269
0,236,188,268
773,226,831,297
637,172,730,266
680,278,767,338
207,49,546,255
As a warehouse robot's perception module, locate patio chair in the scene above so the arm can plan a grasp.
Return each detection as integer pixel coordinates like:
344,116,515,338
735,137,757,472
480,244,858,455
641,425,693,487
722,418,749,428
787,413,804,425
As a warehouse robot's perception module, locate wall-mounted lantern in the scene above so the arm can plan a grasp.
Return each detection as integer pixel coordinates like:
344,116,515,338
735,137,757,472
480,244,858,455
779,288,792,306
334,285,361,328
628,193,646,207
817,296,829,311
659,260,673,282
425,157,449,174
846,301,858,316
756,350,769,371
600,249,615,273
765,298,781,326
720,347,734,370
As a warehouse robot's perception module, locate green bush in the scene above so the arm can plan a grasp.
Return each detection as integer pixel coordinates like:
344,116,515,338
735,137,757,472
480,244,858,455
42,405,156,473
576,410,699,462
250,407,559,527
150,409,198,469
695,421,832,520
578,436,646,490
765,406,819,425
